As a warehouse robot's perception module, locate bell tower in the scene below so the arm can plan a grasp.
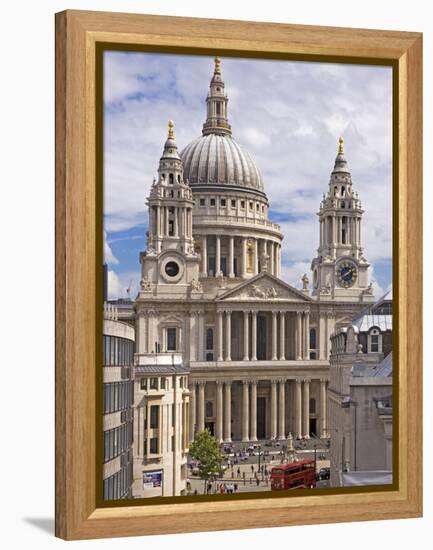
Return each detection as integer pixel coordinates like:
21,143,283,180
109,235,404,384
139,121,200,296
311,137,374,302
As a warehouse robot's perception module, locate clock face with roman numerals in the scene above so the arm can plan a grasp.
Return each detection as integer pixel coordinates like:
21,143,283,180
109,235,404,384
336,261,357,288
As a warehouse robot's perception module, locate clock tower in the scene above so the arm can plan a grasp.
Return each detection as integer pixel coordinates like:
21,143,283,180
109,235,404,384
311,137,374,303
138,120,201,299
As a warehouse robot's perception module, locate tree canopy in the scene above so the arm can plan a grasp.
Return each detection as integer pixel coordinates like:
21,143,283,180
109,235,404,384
189,429,225,484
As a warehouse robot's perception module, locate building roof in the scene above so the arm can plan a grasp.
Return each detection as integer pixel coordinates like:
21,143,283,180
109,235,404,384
181,132,264,193
351,352,393,378
135,365,190,375
352,313,393,332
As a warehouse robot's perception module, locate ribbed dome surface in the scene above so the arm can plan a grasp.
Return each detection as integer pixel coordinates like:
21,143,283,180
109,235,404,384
180,134,264,192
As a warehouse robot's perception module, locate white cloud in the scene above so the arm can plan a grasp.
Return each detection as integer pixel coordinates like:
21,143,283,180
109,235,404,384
104,231,118,265
107,269,140,301
103,53,393,292
281,261,312,289
368,265,385,300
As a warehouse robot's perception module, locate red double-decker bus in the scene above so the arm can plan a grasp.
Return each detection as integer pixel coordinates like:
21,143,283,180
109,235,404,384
270,459,316,490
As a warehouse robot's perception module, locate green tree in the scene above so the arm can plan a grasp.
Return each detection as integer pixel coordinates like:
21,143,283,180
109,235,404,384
189,429,225,494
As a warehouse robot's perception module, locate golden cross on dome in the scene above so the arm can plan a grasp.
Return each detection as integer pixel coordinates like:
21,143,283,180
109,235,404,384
338,136,345,155
214,56,221,75
168,119,175,139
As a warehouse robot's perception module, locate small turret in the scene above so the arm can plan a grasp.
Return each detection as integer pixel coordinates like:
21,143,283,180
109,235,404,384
202,57,232,137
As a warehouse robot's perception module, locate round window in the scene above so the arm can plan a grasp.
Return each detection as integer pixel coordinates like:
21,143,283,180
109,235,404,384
165,261,180,277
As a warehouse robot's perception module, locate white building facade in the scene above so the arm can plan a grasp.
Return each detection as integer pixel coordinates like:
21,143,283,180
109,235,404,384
134,57,375,461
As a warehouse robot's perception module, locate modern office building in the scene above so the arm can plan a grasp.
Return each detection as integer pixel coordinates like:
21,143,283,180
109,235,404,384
103,303,135,500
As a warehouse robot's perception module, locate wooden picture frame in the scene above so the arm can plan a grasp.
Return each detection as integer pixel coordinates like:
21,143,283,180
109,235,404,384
55,9,422,540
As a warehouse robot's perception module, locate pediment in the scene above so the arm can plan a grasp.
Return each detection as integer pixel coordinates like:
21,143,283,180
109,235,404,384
217,272,312,302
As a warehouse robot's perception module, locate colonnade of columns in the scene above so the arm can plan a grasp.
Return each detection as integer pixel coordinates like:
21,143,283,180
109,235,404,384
216,309,311,362
149,204,193,252
188,378,329,443
319,213,362,258
198,235,281,278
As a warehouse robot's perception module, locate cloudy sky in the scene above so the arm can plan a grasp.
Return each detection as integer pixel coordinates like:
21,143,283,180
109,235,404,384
103,51,393,300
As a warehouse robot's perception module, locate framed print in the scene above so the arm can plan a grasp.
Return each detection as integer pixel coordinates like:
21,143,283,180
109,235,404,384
55,10,422,540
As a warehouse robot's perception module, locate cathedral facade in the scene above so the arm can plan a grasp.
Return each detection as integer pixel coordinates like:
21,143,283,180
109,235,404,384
134,57,375,454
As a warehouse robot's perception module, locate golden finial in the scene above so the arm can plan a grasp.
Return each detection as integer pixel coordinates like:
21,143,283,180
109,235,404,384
338,136,344,155
168,119,175,139
214,56,221,75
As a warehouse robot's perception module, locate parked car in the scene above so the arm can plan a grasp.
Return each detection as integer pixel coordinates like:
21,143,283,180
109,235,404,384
318,467,330,480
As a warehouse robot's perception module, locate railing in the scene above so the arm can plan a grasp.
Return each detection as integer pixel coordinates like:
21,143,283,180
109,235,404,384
193,214,281,232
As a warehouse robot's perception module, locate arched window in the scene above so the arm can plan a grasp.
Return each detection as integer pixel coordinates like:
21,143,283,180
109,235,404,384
177,174,181,183
205,401,213,418
341,186,345,196
368,328,382,353
169,173,174,185
309,398,316,414
206,328,214,350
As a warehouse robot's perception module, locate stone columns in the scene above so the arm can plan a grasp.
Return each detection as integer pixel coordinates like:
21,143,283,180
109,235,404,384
272,311,278,360
251,311,258,361
201,235,207,277
174,207,179,236
224,382,232,442
197,311,205,362
303,379,310,439
269,241,275,275
270,380,277,440
295,379,302,438
156,207,161,239
250,381,258,441
189,382,196,442
254,238,259,275
216,235,221,276
319,313,326,360
189,312,197,362
228,236,235,278
242,381,250,442
243,311,249,361
216,381,224,443
224,310,232,361
278,379,286,440
279,311,286,360
274,243,279,276
197,381,205,432
137,312,147,354
320,379,328,439
303,311,310,360
296,311,303,361
242,237,248,277
217,311,224,362
165,207,169,236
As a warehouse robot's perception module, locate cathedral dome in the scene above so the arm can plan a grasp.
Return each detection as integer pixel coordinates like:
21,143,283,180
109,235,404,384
180,133,264,192
179,57,265,195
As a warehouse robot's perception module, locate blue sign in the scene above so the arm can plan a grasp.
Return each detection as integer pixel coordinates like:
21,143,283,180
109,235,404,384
143,470,163,489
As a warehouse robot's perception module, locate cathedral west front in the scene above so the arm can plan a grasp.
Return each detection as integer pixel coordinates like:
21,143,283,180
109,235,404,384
129,57,376,497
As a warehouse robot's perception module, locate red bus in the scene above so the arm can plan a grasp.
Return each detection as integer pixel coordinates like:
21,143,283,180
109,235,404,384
270,460,316,490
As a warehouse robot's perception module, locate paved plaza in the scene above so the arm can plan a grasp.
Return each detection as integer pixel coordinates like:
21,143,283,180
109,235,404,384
187,438,331,495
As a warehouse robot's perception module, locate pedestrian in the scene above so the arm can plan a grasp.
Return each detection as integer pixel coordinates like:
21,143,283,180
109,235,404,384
234,482,238,492
194,489,198,495
256,478,260,486
231,470,234,479
237,467,241,477
251,464,254,473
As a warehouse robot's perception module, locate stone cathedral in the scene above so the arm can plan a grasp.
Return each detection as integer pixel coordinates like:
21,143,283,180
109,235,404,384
134,57,375,453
